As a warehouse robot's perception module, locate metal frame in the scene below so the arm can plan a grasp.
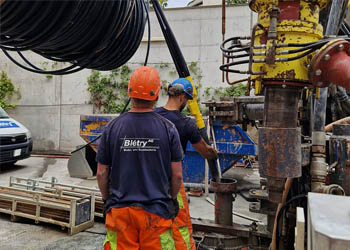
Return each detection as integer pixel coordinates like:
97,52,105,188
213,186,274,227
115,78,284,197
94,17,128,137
9,176,104,218
0,185,95,235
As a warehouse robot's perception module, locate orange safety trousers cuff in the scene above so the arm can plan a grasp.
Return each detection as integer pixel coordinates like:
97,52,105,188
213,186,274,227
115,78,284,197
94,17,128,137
104,207,177,250
173,182,196,250
175,182,191,228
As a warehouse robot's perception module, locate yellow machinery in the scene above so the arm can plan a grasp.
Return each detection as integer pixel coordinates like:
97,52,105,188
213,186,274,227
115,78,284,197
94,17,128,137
2,0,350,249
219,0,350,249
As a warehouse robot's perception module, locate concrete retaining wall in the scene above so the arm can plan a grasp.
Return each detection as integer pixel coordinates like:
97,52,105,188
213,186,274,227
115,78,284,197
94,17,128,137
0,5,256,153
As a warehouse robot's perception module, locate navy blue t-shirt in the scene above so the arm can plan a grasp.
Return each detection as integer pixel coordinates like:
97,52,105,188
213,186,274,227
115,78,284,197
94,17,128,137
154,107,201,153
96,112,183,219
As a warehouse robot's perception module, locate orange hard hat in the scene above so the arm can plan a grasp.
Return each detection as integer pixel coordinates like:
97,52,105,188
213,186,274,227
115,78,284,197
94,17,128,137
128,66,161,101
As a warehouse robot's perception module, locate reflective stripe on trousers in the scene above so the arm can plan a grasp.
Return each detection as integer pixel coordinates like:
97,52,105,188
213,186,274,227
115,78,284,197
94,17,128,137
173,182,196,250
104,207,176,250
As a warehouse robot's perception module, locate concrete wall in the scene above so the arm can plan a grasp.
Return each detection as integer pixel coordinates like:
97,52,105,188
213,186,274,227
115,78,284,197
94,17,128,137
0,5,256,153
0,55,92,153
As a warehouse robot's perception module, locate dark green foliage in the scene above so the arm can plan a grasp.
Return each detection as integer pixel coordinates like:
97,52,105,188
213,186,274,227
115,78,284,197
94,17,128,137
0,71,21,109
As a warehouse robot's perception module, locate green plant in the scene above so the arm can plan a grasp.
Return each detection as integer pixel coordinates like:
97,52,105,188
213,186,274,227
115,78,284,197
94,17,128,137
149,0,168,8
159,62,169,69
204,83,248,101
226,0,248,4
87,65,132,114
222,83,247,97
0,71,21,109
40,61,54,79
161,80,169,96
87,61,206,114
187,61,203,100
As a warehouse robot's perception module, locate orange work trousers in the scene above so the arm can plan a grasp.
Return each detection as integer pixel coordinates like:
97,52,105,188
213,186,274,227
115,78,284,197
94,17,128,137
104,206,176,250
173,182,196,250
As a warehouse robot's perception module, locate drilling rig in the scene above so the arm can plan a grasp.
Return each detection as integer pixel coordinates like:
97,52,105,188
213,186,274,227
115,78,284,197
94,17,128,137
1,0,350,249
213,0,350,249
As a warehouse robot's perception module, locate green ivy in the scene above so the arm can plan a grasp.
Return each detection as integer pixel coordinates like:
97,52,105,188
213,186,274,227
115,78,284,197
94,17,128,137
87,61,205,114
204,83,248,101
149,0,168,8
0,71,21,109
221,83,247,97
226,0,248,4
40,61,55,79
87,65,132,114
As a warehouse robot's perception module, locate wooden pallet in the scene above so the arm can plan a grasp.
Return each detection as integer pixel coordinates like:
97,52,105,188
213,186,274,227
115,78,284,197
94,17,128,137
9,176,104,218
0,185,95,235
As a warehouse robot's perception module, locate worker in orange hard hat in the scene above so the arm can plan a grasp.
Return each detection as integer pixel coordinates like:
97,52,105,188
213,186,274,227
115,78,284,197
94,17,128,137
155,78,218,250
97,66,186,250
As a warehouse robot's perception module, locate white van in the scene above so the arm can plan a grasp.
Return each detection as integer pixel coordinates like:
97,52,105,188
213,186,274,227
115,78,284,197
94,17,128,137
0,107,32,166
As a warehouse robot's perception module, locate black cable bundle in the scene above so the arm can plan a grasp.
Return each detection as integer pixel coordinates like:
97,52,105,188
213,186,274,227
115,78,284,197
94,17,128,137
0,0,148,74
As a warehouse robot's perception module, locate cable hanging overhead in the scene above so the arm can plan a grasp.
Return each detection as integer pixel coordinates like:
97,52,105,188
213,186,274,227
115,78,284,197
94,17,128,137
0,0,149,74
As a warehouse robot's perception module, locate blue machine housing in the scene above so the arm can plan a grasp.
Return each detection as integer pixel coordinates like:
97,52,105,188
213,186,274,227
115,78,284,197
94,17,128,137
182,121,256,183
79,115,256,183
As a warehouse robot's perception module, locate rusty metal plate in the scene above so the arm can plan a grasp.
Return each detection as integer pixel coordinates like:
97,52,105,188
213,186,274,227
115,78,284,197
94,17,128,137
279,1,300,20
249,189,268,199
329,136,350,195
208,111,235,117
203,101,235,107
233,96,265,103
333,124,350,136
192,218,250,238
302,144,311,167
259,127,302,178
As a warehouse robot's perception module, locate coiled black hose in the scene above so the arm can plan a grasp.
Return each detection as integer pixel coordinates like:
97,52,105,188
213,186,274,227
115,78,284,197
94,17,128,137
69,0,152,155
0,0,148,74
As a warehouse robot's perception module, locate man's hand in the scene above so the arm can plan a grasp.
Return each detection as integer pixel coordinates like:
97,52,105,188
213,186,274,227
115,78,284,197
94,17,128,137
192,139,218,160
170,161,183,199
97,163,110,200
172,199,179,218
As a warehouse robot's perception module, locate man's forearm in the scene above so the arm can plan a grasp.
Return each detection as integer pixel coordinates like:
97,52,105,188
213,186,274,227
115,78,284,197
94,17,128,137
97,163,110,200
170,161,183,199
193,139,218,160
207,146,218,160
171,176,182,199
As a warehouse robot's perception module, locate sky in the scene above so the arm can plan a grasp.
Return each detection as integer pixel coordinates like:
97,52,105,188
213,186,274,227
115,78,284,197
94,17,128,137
167,0,191,8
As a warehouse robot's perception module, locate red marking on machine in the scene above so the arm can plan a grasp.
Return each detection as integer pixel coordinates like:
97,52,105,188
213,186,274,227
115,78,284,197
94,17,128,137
279,1,300,20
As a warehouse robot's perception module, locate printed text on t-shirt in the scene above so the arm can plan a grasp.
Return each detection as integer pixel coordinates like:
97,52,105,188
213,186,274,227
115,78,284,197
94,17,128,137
120,138,160,152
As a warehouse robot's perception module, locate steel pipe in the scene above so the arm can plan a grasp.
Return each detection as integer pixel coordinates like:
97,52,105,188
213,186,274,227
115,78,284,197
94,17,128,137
259,86,301,203
245,103,264,121
210,178,237,226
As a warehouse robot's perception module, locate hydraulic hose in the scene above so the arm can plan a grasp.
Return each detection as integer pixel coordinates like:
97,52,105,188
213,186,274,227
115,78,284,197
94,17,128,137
70,2,152,154
151,0,206,130
0,0,148,74
151,0,220,181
